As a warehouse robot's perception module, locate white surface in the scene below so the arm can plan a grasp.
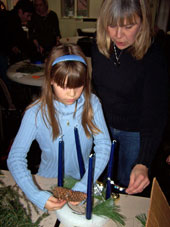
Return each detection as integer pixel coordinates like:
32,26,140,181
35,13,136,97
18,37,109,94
7,60,44,87
56,204,108,227
81,28,96,33
0,170,150,227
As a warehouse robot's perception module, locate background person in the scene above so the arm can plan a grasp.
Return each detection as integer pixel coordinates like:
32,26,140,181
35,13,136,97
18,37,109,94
0,0,33,85
29,0,61,62
7,43,111,211
92,0,169,195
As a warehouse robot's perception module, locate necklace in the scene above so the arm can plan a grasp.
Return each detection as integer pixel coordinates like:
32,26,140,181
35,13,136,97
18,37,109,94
113,44,122,66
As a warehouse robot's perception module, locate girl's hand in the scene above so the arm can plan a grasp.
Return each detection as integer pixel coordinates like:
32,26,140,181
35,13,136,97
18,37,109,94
68,201,82,206
125,164,150,194
45,196,66,211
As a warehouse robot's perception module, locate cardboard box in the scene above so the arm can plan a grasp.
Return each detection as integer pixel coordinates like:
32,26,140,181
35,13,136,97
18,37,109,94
146,178,170,227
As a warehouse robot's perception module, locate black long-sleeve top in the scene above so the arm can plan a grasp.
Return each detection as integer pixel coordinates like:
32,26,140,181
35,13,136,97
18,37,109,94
0,10,29,55
92,40,169,168
28,10,61,53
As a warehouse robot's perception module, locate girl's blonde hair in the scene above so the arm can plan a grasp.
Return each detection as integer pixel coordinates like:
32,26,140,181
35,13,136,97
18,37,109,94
28,44,101,140
97,0,152,59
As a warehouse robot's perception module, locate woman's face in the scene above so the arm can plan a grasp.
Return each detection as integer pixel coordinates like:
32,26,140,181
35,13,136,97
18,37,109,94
51,79,84,105
107,15,141,49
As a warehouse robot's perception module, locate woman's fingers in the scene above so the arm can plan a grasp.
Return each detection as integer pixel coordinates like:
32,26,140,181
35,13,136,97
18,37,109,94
126,164,150,194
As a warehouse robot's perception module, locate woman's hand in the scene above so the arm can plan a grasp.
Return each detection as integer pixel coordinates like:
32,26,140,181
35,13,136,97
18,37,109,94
33,39,44,54
45,196,66,211
125,164,150,194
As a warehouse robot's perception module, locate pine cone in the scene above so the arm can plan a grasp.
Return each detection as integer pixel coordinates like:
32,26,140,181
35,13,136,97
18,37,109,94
52,187,86,202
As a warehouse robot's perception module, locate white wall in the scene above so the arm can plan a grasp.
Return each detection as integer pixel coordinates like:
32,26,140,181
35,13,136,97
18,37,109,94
156,0,170,31
48,0,102,37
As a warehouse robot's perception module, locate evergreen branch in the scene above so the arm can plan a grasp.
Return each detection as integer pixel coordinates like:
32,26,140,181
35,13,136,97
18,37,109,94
64,177,78,188
93,198,126,226
0,181,49,226
135,213,147,226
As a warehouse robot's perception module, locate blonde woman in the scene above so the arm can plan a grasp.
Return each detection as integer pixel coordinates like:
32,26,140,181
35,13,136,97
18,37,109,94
7,44,111,211
92,0,168,195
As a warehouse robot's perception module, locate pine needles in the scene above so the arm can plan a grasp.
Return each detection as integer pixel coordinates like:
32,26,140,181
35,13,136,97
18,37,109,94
135,213,147,226
93,198,126,226
0,180,49,227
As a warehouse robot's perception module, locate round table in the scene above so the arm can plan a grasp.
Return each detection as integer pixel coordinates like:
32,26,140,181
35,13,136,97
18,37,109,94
7,60,44,87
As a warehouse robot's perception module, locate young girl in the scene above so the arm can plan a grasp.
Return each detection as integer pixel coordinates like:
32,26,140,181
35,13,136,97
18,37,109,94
7,44,111,211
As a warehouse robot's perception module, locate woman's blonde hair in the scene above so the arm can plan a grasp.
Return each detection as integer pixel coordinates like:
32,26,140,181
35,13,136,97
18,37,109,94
28,44,101,140
97,0,152,59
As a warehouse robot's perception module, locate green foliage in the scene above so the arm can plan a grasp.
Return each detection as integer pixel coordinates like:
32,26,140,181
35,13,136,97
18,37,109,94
62,177,126,226
93,198,126,226
0,180,49,227
135,213,147,226
16,65,43,73
64,177,78,189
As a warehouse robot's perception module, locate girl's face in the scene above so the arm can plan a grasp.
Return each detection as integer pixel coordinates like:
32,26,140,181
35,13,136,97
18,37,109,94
51,80,84,105
107,15,141,50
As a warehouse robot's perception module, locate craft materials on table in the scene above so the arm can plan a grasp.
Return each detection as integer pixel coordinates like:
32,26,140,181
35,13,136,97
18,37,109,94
17,62,44,79
7,60,45,86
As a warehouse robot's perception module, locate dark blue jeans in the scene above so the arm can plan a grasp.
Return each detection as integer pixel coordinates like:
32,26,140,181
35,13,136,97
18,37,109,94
110,127,140,187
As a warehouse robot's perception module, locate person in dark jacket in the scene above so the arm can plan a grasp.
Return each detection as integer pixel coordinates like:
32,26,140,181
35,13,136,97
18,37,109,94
0,0,33,84
92,0,169,195
28,0,61,62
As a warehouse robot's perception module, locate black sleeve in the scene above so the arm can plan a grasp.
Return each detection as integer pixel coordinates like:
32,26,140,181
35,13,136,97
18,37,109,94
136,41,169,167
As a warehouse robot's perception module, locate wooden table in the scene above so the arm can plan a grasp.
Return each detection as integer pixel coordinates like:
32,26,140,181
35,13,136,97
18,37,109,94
0,170,150,227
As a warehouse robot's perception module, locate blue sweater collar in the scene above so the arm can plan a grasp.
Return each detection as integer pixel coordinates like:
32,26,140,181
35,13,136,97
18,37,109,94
54,93,85,116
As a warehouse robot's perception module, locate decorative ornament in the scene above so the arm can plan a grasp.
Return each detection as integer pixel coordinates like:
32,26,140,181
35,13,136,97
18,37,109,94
52,177,126,226
53,187,86,202
113,44,123,67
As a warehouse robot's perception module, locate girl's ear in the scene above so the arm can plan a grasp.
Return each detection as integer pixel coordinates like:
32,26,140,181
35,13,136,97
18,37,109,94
51,80,54,85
